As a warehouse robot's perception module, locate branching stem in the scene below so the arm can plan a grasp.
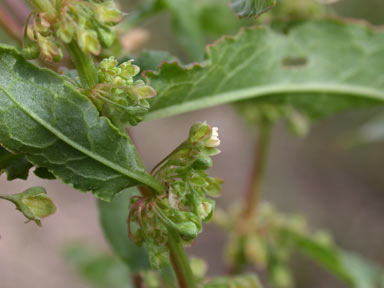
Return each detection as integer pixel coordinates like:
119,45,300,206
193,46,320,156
168,228,197,288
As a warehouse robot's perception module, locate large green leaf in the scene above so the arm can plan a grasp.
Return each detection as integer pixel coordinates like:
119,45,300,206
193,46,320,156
98,187,150,272
231,0,277,18
145,19,384,121
283,229,384,288
0,45,163,200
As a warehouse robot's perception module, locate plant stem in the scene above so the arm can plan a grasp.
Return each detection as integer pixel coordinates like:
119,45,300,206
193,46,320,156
65,41,98,89
243,123,272,219
167,228,197,288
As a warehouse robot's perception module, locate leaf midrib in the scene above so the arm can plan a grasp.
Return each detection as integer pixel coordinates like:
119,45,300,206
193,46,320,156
145,83,384,121
0,85,164,193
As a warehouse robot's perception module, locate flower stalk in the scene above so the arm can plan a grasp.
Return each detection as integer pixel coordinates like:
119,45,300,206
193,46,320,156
244,123,272,219
168,227,197,288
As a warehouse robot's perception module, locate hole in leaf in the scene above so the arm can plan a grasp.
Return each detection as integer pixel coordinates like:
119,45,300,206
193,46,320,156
282,57,308,68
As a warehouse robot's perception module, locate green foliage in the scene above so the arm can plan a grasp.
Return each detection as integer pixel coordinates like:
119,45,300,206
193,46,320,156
64,243,133,288
0,45,163,201
130,0,247,60
286,231,384,288
231,0,277,18
145,19,384,122
214,202,384,288
0,186,56,225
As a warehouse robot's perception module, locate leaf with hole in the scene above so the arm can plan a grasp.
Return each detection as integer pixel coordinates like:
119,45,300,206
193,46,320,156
144,20,384,122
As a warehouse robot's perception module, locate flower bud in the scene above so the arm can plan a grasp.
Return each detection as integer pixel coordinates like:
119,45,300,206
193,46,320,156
94,1,123,25
192,155,213,170
196,198,215,221
23,26,40,60
56,15,75,43
189,122,211,144
128,80,157,100
38,35,63,62
0,187,56,226
78,29,101,55
177,221,199,240
120,61,140,79
96,24,116,48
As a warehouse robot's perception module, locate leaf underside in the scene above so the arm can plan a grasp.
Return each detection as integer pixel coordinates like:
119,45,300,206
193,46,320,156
0,46,162,201
145,19,384,121
231,0,277,18
0,145,32,180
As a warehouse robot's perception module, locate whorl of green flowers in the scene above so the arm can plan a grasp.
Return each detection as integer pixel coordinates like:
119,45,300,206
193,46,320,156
128,122,223,268
23,0,123,62
86,56,156,127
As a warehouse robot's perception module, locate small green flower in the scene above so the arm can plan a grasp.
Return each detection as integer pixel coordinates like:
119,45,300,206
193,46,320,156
90,56,156,127
0,187,56,226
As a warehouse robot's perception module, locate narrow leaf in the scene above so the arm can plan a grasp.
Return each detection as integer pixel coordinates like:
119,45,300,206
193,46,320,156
145,20,384,121
0,45,163,200
231,0,277,18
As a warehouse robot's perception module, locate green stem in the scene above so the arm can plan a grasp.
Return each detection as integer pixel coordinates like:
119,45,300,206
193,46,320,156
167,228,197,288
65,41,98,89
243,123,272,219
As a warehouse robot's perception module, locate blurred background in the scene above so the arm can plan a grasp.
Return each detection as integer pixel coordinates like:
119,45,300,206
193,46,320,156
0,0,384,287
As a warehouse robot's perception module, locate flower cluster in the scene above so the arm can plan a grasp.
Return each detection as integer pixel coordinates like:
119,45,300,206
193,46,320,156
88,56,156,127
24,0,123,61
128,122,223,268
215,203,333,288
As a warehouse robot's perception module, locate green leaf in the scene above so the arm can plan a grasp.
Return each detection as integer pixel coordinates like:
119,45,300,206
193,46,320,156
0,145,32,180
63,243,133,288
283,229,384,288
0,45,163,200
145,19,384,121
132,50,180,73
231,0,277,18
98,187,150,272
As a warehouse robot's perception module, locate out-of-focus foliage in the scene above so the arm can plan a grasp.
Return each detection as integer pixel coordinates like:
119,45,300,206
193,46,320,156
64,243,133,288
214,202,384,288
